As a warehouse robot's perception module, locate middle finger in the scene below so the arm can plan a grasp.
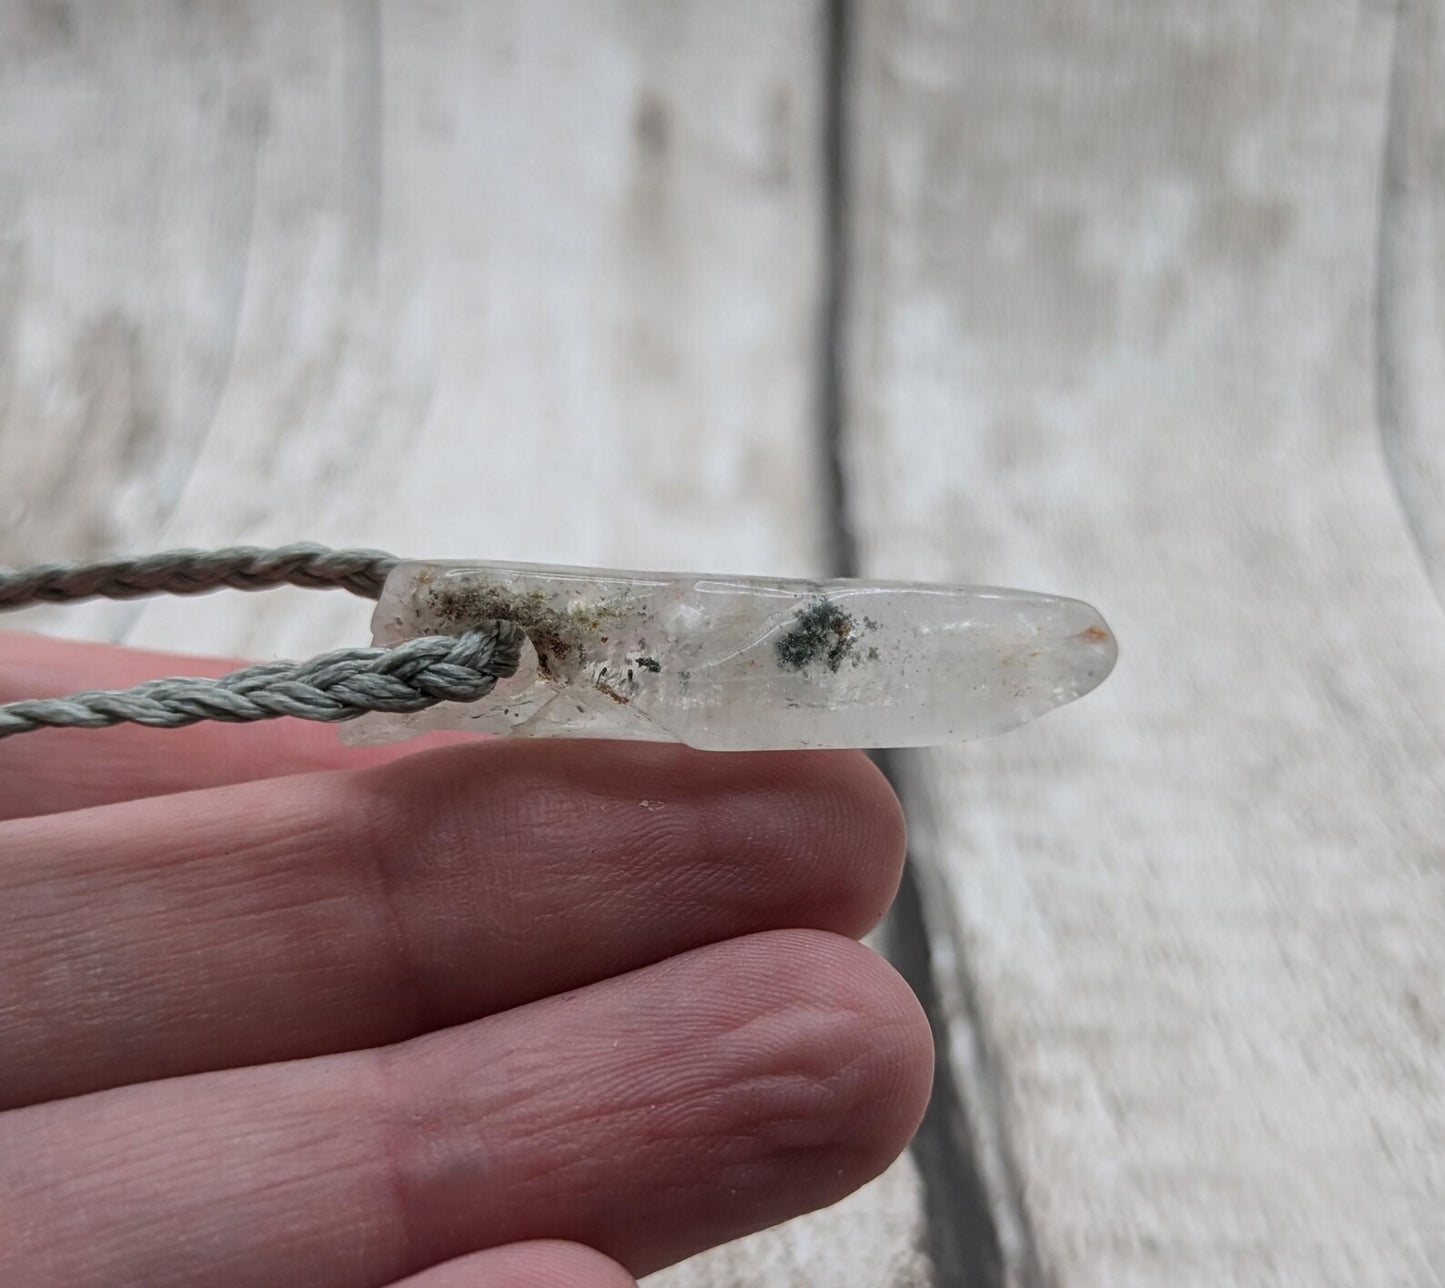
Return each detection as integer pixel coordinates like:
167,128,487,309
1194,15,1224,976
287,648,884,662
0,741,904,1108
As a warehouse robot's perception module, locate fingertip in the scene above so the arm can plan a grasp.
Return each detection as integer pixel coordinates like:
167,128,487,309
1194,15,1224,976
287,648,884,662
389,1241,636,1288
682,747,909,940
748,929,935,1166
604,929,933,1272
819,751,909,935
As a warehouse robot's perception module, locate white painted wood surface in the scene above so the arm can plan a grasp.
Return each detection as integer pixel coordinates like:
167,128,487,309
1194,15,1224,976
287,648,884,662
0,3,927,1285
847,2,1445,1284
10,2,1445,1284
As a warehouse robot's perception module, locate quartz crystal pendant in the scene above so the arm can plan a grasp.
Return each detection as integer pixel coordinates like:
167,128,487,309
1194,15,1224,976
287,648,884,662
344,560,1117,750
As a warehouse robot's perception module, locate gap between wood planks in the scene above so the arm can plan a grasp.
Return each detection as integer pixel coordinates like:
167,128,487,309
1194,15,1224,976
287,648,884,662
1376,0,1445,611
816,4,1029,1284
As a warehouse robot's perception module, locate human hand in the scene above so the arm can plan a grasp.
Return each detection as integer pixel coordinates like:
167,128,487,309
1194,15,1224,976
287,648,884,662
0,632,932,1287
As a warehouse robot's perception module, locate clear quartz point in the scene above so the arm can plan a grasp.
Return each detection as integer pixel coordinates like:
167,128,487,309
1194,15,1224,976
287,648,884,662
343,560,1117,750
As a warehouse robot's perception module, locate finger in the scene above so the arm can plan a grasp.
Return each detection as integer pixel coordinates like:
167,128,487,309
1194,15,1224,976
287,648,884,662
0,741,905,1107
389,1243,635,1288
0,631,455,819
0,932,933,1288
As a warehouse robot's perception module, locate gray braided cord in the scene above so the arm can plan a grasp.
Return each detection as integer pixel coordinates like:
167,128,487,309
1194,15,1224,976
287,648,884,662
0,546,524,740
0,543,402,608
0,627,523,739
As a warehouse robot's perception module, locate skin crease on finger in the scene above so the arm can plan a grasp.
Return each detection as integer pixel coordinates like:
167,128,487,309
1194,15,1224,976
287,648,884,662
0,737,906,1108
0,931,933,1288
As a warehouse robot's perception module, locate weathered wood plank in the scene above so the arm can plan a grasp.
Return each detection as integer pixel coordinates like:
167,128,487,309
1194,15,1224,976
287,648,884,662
848,1,1445,1283
2,0,834,654
0,3,927,1283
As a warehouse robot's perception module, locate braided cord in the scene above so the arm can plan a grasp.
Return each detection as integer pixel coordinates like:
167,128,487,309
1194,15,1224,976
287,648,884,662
0,546,523,740
0,543,401,608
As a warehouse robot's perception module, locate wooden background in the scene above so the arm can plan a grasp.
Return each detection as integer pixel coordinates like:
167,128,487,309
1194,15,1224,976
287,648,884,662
3,2,1443,1284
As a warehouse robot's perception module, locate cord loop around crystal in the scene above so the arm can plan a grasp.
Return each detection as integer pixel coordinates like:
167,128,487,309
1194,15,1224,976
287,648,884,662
0,546,521,740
